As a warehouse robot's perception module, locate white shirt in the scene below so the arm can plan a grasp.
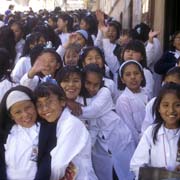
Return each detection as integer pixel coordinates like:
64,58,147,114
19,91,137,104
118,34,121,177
141,97,156,133
11,56,31,83
78,87,135,180
0,79,16,102
50,108,97,180
130,124,180,179
5,123,40,180
143,68,154,99
116,87,148,146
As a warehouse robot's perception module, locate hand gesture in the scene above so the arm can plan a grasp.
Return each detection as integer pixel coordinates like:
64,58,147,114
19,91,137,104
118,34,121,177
148,30,160,43
60,162,77,180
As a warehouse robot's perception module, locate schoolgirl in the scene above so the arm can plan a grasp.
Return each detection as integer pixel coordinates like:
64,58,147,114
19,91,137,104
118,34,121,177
10,21,25,64
0,48,17,102
0,85,55,180
121,39,154,99
63,43,81,66
34,82,97,180
154,31,180,75
79,46,120,103
79,12,98,42
78,64,135,180
95,11,122,84
20,46,62,90
130,82,180,179
11,32,48,83
115,60,148,146
141,66,180,133
56,29,93,61
57,13,73,45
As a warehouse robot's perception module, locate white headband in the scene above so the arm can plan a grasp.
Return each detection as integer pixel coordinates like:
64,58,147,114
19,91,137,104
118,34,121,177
119,60,143,77
6,91,31,110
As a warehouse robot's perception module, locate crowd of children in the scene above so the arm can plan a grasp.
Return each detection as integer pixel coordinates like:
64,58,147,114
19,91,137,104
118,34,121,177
0,6,180,180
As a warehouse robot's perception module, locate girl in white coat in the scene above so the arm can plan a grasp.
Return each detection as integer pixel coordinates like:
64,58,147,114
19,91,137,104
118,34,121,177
80,64,135,180
130,82,180,179
34,82,97,180
121,40,154,99
115,60,148,146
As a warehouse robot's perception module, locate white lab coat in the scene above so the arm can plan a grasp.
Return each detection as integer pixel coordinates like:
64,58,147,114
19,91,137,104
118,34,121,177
103,77,120,104
130,124,180,179
0,79,17,102
116,87,148,146
102,38,120,89
20,73,39,91
5,124,40,180
11,56,31,83
146,38,162,96
78,87,135,180
14,38,25,64
141,97,156,133
50,108,97,180
58,33,70,45
143,68,154,99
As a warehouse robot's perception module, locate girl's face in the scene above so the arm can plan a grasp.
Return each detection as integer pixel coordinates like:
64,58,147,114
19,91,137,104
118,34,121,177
123,49,143,62
80,19,89,31
38,36,46,45
11,24,23,42
64,49,79,66
107,25,118,43
10,100,37,128
121,64,143,93
173,33,180,51
83,50,104,68
159,92,180,129
164,74,180,84
76,33,86,47
48,18,56,29
119,34,131,46
36,93,65,122
57,18,67,32
60,73,81,100
85,72,101,97
39,52,60,77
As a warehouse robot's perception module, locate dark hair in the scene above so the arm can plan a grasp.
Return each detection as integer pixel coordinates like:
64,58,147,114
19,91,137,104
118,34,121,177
79,46,106,75
34,82,66,102
0,85,36,142
0,48,13,82
121,39,147,68
82,63,104,97
0,26,16,69
152,82,180,144
58,13,73,33
118,61,146,90
55,65,82,85
22,32,44,57
32,24,61,49
107,20,122,41
80,13,98,36
163,66,180,82
170,31,180,51
134,22,151,43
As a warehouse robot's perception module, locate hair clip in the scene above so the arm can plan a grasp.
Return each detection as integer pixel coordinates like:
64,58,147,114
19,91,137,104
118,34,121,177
41,75,57,85
136,27,141,34
44,41,53,49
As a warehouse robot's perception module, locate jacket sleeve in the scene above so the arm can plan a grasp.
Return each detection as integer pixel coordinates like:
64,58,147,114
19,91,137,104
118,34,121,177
130,127,152,179
81,87,113,119
154,51,177,75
